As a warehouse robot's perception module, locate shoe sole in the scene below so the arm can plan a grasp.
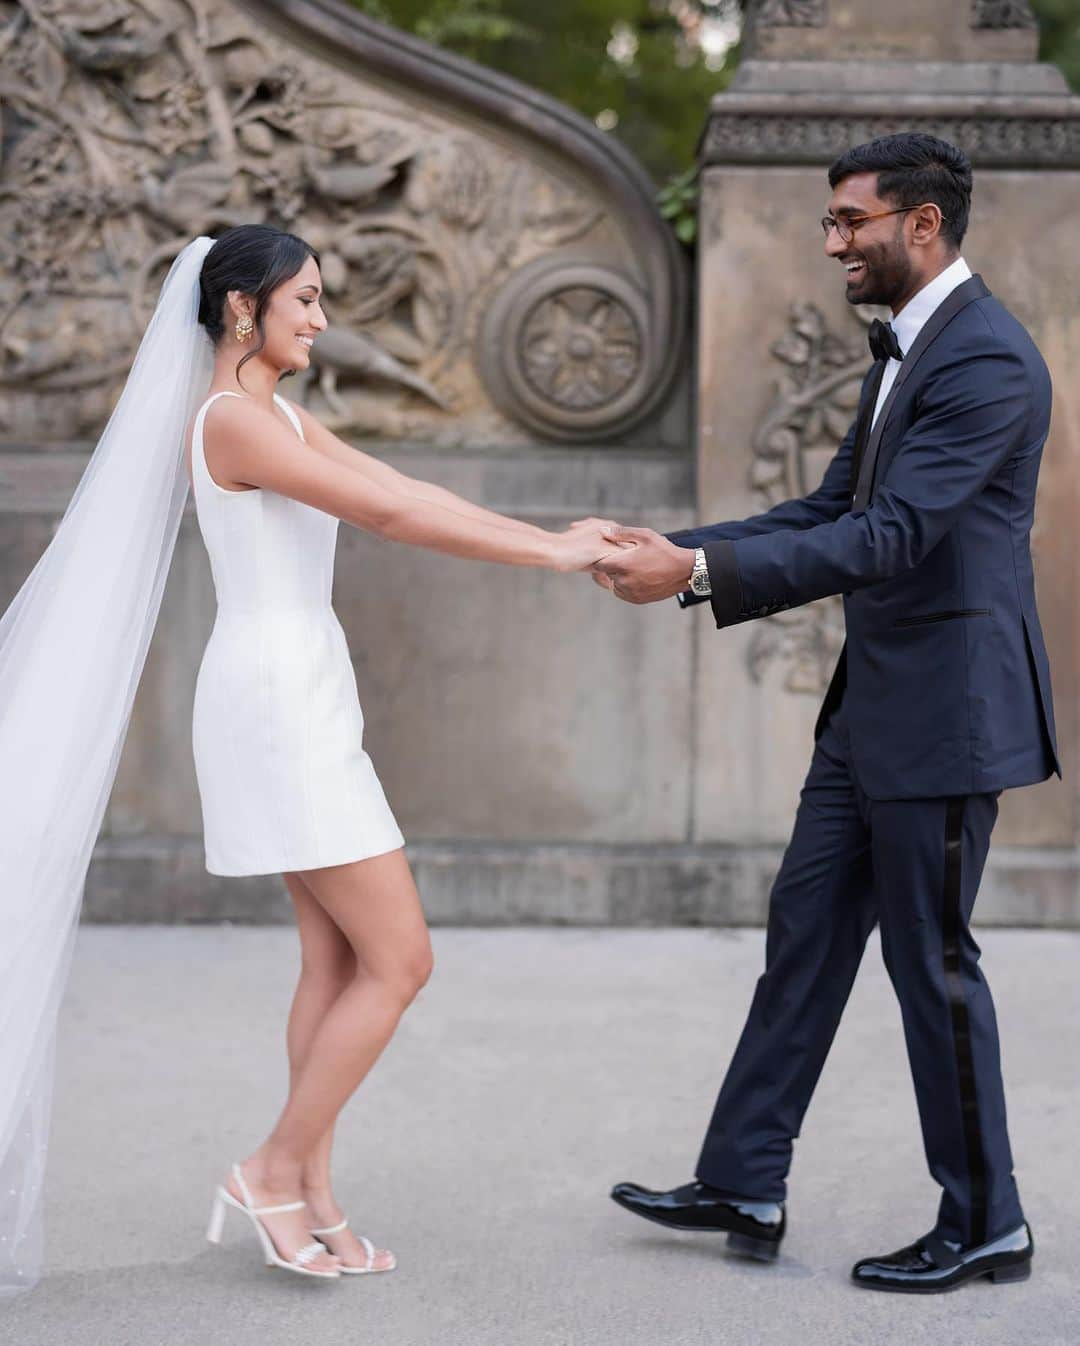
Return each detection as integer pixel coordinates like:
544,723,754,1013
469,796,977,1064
609,1194,781,1262
851,1256,1032,1293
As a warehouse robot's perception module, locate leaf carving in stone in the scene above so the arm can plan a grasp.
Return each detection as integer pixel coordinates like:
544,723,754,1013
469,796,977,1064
340,235,418,325
405,140,490,229
971,0,1038,28
748,299,875,693
142,162,234,231
756,0,827,27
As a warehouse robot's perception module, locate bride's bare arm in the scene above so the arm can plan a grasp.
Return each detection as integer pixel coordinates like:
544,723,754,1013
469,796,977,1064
203,396,606,572
283,398,549,540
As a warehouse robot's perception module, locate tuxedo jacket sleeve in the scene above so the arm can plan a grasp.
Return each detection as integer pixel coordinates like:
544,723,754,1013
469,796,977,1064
665,366,878,607
700,329,1029,629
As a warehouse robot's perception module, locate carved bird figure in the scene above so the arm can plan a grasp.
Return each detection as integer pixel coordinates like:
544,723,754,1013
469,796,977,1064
58,21,176,73
297,326,449,415
301,145,413,206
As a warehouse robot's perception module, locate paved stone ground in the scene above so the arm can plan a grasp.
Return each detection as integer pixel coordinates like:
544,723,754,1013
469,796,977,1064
2,926,1077,1346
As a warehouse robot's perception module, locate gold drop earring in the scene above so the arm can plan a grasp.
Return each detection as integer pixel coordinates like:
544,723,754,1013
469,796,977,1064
235,314,254,343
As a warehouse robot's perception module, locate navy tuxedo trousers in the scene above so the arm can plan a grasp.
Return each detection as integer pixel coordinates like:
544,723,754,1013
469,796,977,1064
696,698,1023,1246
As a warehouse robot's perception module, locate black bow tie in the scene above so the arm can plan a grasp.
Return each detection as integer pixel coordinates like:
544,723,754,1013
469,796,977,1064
868,318,903,363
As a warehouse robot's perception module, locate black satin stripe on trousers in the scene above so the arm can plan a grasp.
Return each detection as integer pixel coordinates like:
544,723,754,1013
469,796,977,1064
693,698,1024,1244
943,796,988,1249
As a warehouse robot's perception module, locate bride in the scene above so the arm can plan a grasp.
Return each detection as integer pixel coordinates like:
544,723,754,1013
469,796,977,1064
0,225,618,1293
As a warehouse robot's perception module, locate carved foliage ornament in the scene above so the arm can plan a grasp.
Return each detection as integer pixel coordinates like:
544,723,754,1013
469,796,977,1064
971,0,1039,28
703,114,1080,167
0,0,637,446
756,0,827,26
746,301,881,694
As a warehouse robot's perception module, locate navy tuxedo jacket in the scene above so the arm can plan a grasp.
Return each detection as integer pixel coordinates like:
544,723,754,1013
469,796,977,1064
671,276,1060,800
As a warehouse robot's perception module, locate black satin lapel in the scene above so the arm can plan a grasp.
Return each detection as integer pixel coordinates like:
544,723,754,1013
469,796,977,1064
852,275,991,511
850,361,886,500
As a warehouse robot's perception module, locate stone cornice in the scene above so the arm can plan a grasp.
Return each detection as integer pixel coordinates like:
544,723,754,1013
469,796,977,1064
702,91,1080,167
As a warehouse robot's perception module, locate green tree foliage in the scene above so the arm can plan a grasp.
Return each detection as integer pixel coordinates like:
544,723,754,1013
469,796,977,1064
1031,0,1080,90
350,0,742,183
351,0,1078,241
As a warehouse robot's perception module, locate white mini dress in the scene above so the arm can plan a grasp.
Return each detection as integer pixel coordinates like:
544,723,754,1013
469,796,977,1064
189,390,404,876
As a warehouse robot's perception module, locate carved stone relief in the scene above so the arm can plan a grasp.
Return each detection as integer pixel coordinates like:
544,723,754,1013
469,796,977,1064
480,259,650,439
756,0,827,25
971,0,1038,28
747,300,880,694
0,0,675,446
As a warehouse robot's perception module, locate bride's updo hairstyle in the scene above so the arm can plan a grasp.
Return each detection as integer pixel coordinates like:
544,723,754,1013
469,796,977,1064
198,224,320,383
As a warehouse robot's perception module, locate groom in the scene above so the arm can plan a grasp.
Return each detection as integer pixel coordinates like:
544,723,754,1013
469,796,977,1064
594,133,1059,1293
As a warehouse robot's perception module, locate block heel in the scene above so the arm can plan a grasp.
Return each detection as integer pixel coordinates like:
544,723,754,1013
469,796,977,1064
727,1231,780,1262
989,1259,1031,1284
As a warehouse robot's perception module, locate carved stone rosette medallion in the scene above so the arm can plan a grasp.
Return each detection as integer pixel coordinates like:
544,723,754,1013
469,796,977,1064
745,301,881,694
480,260,650,439
0,0,682,447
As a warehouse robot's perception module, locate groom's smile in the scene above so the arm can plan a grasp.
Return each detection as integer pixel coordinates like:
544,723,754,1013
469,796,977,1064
823,170,919,312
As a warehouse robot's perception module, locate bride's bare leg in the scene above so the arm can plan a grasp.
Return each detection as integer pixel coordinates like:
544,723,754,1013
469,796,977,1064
281,870,396,1268
232,851,431,1264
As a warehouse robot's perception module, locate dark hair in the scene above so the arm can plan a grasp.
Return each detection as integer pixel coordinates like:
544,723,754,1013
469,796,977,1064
198,224,320,382
828,133,973,248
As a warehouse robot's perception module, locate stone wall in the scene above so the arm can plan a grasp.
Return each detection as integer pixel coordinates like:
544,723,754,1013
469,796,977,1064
2,0,1078,924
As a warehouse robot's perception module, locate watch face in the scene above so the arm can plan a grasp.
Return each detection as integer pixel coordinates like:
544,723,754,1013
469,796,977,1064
691,574,709,595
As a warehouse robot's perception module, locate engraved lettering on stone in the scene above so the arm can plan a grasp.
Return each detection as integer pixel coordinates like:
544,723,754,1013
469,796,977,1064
756,0,827,26
971,0,1038,28
0,0,623,446
746,301,877,694
519,288,642,411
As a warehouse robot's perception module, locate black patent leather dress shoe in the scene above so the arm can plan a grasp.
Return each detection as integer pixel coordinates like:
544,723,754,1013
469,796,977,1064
610,1180,785,1261
852,1222,1033,1294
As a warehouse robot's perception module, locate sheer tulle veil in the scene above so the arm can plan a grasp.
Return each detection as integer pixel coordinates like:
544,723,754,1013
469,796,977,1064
0,235,215,1295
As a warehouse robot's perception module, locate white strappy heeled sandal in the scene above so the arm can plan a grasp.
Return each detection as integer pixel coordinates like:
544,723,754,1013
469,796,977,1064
309,1217,397,1275
206,1162,341,1279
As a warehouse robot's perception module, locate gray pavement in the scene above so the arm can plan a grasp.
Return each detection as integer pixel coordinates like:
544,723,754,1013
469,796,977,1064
2,925,1077,1346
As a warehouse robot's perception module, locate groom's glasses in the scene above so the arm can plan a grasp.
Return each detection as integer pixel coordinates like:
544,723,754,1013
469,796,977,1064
820,205,945,244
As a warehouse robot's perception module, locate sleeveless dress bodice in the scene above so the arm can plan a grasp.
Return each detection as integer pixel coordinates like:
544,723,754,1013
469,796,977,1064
188,390,403,876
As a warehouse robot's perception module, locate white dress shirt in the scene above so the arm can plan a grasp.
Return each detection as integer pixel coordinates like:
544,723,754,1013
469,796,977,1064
870,255,972,429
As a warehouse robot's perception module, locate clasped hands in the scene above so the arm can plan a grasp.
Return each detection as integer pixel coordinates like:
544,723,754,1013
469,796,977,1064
567,517,696,605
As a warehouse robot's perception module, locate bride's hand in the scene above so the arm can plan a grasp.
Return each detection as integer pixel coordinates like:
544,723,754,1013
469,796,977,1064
548,521,628,573
569,516,617,532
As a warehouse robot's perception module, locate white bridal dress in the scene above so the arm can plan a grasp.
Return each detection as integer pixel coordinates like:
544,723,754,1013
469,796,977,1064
189,390,403,875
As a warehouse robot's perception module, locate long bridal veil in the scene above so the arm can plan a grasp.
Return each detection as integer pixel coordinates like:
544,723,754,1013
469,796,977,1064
0,235,215,1295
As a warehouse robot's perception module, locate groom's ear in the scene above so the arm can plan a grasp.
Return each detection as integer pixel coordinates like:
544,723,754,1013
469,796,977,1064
909,202,945,247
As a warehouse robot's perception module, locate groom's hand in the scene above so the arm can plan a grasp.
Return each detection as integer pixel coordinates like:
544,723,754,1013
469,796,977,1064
592,526,695,604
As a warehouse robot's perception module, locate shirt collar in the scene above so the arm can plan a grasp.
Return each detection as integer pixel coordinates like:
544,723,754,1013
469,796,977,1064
891,255,972,357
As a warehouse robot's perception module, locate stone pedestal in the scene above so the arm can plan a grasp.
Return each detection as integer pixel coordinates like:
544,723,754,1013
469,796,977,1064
693,0,1080,914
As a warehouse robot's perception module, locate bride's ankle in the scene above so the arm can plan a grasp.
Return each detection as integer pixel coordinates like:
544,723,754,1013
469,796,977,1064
300,1183,342,1223
241,1150,304,1195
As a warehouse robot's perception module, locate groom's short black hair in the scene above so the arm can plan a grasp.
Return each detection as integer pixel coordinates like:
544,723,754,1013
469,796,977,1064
828,133,973,248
